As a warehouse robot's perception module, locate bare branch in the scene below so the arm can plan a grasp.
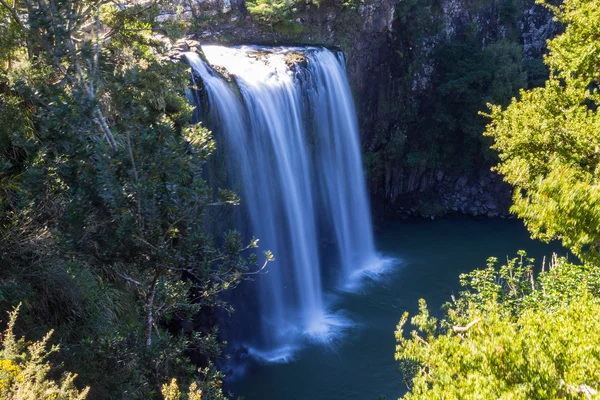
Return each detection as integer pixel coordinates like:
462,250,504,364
453,318,481,333
206,201,236,207
243,257,271,276
93,108,117,150
0,0,27,31
126,132,143,229
113,270,143,287
144,271,160,346
415,334,429,347
135,236,160,251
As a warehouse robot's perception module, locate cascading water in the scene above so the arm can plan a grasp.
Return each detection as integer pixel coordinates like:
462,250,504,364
186,46,386,359
305,50,381,286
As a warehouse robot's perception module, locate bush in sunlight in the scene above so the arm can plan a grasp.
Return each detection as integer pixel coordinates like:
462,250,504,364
484,0,600,264
395,254,600,399
0,305,90,399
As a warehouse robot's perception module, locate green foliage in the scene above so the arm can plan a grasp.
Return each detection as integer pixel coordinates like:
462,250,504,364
484,0,600,263
0,305,90,399
396,255,600,399
367,0,530,182
161,378,203,400
159,362,226,400
247,0,293,23
544,0,600,83
0,0,268,397
454,252,600,315
415,39,527,170
396,2,600,397
246,0,317,26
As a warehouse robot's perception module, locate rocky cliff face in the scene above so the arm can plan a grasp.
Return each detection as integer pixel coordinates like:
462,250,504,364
171,0,558,219
359,0,559,220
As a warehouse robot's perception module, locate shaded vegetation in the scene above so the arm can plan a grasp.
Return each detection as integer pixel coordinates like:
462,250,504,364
366,0,542,182
0,0,268,398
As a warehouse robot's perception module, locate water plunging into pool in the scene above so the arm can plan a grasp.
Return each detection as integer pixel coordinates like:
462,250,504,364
186,46,388,360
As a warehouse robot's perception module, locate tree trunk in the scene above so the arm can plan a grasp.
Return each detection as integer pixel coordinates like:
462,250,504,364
144,272,160,346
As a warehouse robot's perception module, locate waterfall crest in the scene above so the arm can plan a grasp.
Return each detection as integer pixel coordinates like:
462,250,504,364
186,46,385,359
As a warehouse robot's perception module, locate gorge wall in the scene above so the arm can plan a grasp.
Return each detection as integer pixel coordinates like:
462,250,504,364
169,0,559,220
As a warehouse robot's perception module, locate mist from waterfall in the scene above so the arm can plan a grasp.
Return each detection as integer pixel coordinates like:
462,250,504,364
186,46,387,360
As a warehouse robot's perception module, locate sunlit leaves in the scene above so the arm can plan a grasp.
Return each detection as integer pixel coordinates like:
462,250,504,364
397,295,600,399
217,188,240,206
396,256,600,399
397,1,600,398
183,124,216,158
246,0,297,24
246,0,319,26
264,250,275,262
544,0,600,83
484,0,600,263
0,306,90,399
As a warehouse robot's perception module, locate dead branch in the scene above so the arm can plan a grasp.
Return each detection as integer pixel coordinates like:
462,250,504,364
243,257,271,276
114,270,142,287
415,334,430,347
453,318,481,333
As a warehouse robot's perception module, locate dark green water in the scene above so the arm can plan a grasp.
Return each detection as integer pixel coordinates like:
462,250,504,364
231,218,564,400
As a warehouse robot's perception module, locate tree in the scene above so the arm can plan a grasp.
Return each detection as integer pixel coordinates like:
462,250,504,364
396,1,600,397
0,0,268,397
484,0,600,263
395,254,600,399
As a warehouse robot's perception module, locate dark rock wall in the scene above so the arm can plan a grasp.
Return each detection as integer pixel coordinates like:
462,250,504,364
360,0,558,220
174,0,558,219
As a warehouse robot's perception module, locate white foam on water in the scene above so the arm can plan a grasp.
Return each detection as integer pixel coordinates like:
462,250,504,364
302,308,353,344
341,255,401,292
247,345,300,364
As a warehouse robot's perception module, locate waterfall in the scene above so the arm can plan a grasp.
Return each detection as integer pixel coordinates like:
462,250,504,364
186,46,383,359
305,50,379,285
